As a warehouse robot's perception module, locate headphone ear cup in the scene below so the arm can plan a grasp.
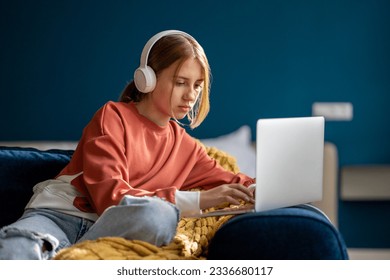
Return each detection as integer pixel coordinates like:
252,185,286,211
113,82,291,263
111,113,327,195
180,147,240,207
134,66,157,93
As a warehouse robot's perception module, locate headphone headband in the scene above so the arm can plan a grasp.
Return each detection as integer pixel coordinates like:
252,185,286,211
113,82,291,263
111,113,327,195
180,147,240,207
134,30,195,93
139,30,194,67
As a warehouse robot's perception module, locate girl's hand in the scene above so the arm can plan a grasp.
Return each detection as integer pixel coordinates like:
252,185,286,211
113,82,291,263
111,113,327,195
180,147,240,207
199,184,255,210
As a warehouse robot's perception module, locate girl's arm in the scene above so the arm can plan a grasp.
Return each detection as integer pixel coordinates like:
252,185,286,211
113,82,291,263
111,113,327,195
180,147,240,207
182,139,256,211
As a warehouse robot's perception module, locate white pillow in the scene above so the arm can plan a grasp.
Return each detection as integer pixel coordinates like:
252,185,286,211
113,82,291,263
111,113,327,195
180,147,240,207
200,125,256,177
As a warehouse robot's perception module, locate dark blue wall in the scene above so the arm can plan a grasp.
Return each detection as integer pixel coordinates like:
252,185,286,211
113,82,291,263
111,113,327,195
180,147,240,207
1,0,389,166
1,0,389,248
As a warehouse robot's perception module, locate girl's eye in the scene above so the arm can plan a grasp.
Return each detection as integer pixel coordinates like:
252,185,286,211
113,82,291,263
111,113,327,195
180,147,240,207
176,81,185,86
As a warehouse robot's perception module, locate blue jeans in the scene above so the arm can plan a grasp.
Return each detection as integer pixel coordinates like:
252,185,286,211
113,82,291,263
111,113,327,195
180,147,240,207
0,196,179,260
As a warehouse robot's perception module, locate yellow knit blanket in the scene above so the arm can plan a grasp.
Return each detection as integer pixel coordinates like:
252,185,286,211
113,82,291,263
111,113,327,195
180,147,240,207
54,146,239,260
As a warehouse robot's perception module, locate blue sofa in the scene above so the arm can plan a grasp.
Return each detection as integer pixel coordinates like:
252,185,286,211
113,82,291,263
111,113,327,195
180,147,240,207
0,146,349,260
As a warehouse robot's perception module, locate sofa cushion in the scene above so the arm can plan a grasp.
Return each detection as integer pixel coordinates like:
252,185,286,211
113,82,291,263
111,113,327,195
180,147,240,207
0,147,73,228
207,206,349,260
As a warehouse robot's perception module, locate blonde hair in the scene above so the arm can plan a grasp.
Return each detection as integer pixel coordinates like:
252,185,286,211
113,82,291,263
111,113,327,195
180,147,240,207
119,34,211,129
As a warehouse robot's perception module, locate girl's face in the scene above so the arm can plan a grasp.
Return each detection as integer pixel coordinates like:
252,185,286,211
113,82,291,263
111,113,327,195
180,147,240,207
138,57,204,126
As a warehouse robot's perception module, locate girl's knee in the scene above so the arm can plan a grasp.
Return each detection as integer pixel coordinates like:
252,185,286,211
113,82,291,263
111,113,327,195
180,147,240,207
147,197,179,224
120,196,179,226
0,227,57,260
83,196,179,246
143,198,179,242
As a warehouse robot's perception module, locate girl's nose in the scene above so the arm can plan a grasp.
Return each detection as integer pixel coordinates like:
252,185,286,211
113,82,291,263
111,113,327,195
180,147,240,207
184,89,197,101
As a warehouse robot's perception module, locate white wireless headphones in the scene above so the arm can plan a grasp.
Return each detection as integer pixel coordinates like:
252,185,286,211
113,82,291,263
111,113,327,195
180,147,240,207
133,30,195,93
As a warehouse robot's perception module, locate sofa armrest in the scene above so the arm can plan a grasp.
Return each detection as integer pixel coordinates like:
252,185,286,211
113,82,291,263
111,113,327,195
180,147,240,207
207,206,348,260
0,147,73,228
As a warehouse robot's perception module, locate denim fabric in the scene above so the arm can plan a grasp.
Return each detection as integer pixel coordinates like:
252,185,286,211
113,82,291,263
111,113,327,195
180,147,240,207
0,208,91,260
79,196,179,245
0,196,179,260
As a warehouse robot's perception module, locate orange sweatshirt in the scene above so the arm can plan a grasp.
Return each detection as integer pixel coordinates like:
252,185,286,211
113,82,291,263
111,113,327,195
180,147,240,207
26,101,254,219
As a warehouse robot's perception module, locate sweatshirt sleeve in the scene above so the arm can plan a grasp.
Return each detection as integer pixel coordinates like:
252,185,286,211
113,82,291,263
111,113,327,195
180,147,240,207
78,104,178,215
182,141,256,191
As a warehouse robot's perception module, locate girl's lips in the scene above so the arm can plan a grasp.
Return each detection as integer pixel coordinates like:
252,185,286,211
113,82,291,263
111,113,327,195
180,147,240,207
179,105,191,112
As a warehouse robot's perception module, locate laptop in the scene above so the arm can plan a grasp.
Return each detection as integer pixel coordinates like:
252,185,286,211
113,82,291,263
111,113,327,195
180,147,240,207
188,116,325,218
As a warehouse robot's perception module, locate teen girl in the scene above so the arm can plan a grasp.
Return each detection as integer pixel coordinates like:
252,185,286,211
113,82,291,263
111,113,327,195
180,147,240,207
0,30,255,260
